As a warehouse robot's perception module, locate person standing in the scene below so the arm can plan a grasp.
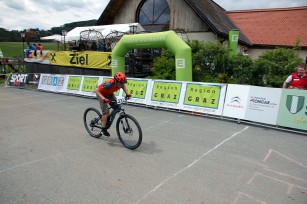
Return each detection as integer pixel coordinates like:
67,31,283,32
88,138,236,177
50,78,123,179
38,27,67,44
36,43,44,56
32,44,37,57
283,64,307,90
27,42,36,57
90,42,98,51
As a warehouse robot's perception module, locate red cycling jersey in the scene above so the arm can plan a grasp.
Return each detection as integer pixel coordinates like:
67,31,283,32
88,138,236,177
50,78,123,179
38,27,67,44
290,72,307,89
97,79,120,96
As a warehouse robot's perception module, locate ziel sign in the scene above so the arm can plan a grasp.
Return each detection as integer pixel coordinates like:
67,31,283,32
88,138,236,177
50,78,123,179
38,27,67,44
69,53,89,65
49,51,111,69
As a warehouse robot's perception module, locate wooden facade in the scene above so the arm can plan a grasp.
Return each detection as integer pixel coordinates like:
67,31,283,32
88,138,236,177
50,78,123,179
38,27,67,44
97,0,251,46
108,0,210,32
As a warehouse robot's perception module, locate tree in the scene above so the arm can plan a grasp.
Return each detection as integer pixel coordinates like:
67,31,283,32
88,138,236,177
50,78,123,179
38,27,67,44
0,19,97,41
227,53,255,85
151,40,229,82
254,48,304,87
150,40,305,87
188,40,228,82
150,50,175,80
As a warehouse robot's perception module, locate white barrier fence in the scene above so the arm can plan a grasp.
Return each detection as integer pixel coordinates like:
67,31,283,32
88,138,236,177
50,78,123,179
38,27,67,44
6,73,307,132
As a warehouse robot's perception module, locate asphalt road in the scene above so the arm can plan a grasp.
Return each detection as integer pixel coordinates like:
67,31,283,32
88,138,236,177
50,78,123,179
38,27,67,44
0,87,306,204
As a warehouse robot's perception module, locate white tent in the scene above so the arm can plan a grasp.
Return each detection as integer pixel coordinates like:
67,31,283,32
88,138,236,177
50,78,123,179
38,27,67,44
40,34,62,42
63,23,144,42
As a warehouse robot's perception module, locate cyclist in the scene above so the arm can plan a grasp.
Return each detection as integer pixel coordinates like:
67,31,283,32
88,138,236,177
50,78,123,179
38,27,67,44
94,72,132,136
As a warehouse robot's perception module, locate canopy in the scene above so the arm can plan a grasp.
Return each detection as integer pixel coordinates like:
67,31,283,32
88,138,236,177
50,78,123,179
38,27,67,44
63,23,145,42
40,34,62,41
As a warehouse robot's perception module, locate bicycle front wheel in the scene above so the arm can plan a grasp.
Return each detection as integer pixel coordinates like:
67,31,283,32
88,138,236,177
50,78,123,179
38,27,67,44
116,114,142,150
83,107,102,138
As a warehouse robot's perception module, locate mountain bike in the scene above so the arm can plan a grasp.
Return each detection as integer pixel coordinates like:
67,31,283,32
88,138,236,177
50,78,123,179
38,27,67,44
83,97,142,150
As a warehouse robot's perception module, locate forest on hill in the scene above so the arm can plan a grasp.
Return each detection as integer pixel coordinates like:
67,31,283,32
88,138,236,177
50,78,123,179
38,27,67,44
0,20,97,42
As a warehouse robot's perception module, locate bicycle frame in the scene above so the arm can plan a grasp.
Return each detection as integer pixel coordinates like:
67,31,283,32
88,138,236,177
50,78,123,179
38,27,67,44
84,97,142,149
105,98,127,129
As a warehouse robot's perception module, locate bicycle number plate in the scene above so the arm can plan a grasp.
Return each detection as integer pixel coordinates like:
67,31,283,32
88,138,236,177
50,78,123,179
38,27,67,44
117,98,125,104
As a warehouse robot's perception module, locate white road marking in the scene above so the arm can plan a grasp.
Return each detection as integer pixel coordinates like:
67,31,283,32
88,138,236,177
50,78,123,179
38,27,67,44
135,126,249,204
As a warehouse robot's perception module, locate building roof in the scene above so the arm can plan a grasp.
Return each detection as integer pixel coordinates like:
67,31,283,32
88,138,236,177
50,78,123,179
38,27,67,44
227,6,307,47
97,0,252,46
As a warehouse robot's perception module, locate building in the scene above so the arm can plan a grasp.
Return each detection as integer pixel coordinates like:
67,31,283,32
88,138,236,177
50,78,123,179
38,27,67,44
97,0,307,60
97,0,251,47
228,6,307,60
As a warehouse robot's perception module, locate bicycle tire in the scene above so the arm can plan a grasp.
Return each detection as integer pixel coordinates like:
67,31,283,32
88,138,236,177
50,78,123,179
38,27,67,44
116,114,142,150
83,107,102,138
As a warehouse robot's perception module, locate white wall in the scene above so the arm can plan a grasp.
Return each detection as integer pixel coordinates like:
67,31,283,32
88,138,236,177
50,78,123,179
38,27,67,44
186,32,217,42
245,48,307,60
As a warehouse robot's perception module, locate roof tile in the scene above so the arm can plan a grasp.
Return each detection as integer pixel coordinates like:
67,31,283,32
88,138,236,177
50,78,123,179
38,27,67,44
227,7,307,47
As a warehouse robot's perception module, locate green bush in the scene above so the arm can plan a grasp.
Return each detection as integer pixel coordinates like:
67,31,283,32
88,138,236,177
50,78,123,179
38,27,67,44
150,54,175,80
227,53,254,85
151,40,231,83
151,39,306,88
188,41,228,82
254,48,304,87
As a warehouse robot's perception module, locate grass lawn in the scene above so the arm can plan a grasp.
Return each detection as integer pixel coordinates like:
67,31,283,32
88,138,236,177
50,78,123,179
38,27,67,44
0,42,60,58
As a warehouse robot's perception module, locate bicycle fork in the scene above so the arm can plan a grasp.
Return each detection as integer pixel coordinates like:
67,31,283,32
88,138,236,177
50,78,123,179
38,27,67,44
120,116,132,134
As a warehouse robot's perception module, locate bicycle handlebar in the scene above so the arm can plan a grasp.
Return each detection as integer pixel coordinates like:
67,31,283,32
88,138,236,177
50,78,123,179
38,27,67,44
109,96,130,109
109,96,129,103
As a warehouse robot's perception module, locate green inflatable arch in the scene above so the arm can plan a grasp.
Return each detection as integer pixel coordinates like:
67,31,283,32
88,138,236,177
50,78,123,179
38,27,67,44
111,30,192,81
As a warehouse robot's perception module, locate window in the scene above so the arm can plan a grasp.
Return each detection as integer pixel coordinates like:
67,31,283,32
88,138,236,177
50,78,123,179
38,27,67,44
137,0,170,32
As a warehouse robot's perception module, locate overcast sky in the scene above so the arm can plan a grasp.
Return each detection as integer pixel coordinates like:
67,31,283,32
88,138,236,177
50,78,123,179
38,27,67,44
0,0,306,31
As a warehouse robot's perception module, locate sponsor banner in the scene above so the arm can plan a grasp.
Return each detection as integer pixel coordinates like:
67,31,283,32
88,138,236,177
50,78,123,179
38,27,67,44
245,86,281,125
223,84,249,119
277,89,307,131
49,51,112,69
80,76,150,101
24,50,50,64
38,74,68,92
181,82,226,115
66,75,83,94
79,76,101,97
33,74,306,132
26,73,41,85
8,73,28,88
228,30,239,57
147,80,183,109
124,78,152,105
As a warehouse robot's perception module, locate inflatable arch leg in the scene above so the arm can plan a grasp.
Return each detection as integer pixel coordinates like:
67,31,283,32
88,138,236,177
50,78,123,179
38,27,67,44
111,31,192,81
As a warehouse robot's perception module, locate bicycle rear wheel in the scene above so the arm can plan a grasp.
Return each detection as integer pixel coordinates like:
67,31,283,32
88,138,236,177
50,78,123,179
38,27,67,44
116,114,142,150
83,107,102,138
